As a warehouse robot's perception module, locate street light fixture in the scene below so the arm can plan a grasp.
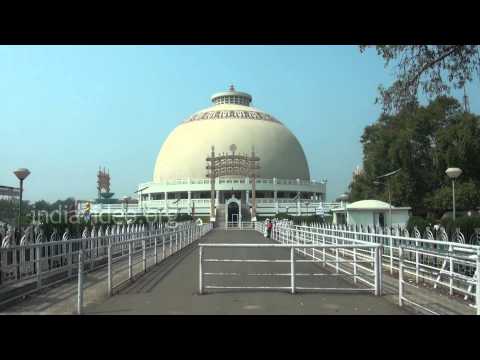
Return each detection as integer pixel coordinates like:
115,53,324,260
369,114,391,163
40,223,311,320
122,196,129,223
13,168,30,234
375,168,401,229
445,167,462,222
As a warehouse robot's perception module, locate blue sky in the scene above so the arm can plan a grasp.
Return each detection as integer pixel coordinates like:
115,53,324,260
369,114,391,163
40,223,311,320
1,45,479,202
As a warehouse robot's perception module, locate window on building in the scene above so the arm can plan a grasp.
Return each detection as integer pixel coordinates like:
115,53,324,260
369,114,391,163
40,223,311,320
151,193,165,200
195,191,210,199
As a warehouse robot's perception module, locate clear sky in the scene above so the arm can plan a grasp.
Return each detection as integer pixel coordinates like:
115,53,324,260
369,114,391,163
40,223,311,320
1,45,479,202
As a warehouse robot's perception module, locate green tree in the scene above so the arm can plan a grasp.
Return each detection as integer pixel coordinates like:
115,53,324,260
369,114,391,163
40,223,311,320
425,180,480,212
348,96,480,216
360,45,480,113
0,199,31,226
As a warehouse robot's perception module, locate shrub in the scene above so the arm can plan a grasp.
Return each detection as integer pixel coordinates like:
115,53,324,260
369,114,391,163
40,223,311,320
257,214,326,226
441,215,480,244
406,216,431,234
175,213,193,222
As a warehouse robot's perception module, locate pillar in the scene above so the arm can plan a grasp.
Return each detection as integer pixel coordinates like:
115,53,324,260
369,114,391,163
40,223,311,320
164,191,168,215
297,192,301,216
274,190,278,214
188,191,191,209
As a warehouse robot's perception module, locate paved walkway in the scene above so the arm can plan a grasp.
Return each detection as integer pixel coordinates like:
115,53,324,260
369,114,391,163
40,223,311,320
84,229,408,315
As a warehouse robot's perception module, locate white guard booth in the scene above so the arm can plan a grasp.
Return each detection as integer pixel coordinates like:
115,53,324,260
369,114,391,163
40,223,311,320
331,199,411,227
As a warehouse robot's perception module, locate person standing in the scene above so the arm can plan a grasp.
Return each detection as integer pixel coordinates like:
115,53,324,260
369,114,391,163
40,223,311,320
266,219,273,239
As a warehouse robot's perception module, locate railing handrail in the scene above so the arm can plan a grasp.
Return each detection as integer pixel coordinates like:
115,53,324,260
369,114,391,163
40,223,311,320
1,221,214,312
0,226,195,252
399,244,479,261
260,221,479,314
290,224,480,251
199,243,381,249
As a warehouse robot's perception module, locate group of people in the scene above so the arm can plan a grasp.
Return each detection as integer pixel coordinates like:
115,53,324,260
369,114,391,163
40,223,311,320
263,218,295,239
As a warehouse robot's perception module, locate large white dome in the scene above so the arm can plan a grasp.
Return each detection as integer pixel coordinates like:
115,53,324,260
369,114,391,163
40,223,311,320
153,87,310,182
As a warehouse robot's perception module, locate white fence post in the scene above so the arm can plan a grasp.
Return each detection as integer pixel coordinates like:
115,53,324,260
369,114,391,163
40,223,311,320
199,245,203,294
399,247,404,306
415,240,420,284
374,246,380,296
77,249,84,315
162,235,165,260
335,235,339,274
449,244,454,296
389,234,394,275
107,245,112,297
378,246,383,295
353,247,357,284
67,243,72,278
128,242,132,280
322,230,326,267
36,245,42,288
476,249,480,316
290,246,296,294
154,236,158,265
142,239,146,272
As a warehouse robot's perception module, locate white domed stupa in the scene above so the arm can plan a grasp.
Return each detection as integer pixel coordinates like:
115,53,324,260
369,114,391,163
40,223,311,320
138,86,327,222
153,85,310,182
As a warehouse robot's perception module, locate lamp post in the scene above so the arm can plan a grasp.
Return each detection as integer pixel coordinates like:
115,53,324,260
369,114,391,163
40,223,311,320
446,167,462,222
122,196,129,223
373,180,391,228
13,168,30,235
375,169,401,229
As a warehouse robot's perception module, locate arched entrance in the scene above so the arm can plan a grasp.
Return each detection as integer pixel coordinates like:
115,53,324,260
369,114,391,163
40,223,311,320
225,196,241,227
228,202,239,223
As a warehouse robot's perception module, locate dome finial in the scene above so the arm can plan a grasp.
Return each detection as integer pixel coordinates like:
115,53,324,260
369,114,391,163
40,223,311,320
229,84,235,91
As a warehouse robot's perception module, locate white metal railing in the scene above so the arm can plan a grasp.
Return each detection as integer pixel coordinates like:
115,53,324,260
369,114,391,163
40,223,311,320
198,241,383,295
398,245,480,315
225,222,255,230
87,199,340,216
139,177,326,187
0,222,213,313
306,226,479,300
256,222,480,315
107,222,213,299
